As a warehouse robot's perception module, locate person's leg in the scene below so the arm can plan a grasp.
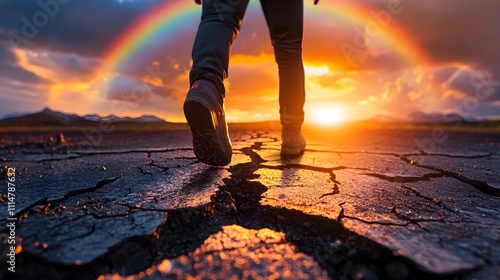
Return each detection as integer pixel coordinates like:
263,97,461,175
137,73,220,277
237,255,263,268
190,0,250,98
185,0,249,166
260,0,306,156
260,0,305,119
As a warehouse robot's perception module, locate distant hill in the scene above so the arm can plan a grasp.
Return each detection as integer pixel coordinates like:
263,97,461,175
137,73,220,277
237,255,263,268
0,107,186,130
364,111,477,125
406,111,477,124
345,110,500,131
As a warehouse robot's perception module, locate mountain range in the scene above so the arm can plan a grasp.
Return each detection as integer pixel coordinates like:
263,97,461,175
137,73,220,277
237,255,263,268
370,111,477,124
0,107,167,128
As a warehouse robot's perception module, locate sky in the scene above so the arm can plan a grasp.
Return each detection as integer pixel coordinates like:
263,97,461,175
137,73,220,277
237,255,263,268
0,0,499,124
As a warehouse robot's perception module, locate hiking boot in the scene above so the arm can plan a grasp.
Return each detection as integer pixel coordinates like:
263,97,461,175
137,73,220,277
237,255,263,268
183,79,232,166
280,113,306,157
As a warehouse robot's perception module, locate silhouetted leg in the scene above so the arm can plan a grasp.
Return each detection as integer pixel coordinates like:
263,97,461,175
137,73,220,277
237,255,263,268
260,0,305,119
190,0,250,97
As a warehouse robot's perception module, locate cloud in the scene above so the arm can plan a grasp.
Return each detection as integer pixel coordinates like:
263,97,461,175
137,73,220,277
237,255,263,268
440,67,500,117
0,0,156,57
101,74,187,121
107,75,154,103
446,68,500,101
386,0,500,74
354,64,500,119
0,43,17,63
373,71,427,114
25,50,100,80
0,77,46,115
225,56,280,119
107,68,190,103
0,44,48,84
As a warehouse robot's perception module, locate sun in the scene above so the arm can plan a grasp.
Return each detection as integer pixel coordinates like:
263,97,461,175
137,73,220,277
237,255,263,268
311,107,345,126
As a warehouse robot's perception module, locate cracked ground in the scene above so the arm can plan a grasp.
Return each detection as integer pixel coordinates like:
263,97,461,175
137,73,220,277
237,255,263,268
0,127,499,280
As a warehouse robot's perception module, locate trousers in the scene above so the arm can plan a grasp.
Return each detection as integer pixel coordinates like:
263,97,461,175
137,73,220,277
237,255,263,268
189,0,305,117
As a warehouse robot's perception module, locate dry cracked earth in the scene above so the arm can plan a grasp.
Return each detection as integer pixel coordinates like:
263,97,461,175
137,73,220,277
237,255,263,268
0,127,499,280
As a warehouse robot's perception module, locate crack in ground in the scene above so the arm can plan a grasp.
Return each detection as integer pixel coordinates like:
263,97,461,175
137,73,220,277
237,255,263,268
117,202,170,213
337,202,409,227
56,223,97,243
303,148,493,160
304,148,406,158
319,184,340,198
400,156,500,197
3,197,49,221
388,206,436,233
411,151,493,159
399,185,461,215
46,213,94,232
257,163,380,199
361,172,445,183
8,147,194,163
259,164,372,186
242,146,497,197
48,177,120,205
137,160,170,176
239,142,266,164
3,178,119,221
36,155,82,163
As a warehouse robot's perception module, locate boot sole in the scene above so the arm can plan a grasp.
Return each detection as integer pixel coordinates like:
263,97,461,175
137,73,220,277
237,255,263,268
184,98,231,166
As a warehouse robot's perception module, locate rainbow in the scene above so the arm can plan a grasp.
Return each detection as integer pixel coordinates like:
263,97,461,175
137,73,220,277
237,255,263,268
98,1,199,76
97,1,431,77
310,1,430,66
